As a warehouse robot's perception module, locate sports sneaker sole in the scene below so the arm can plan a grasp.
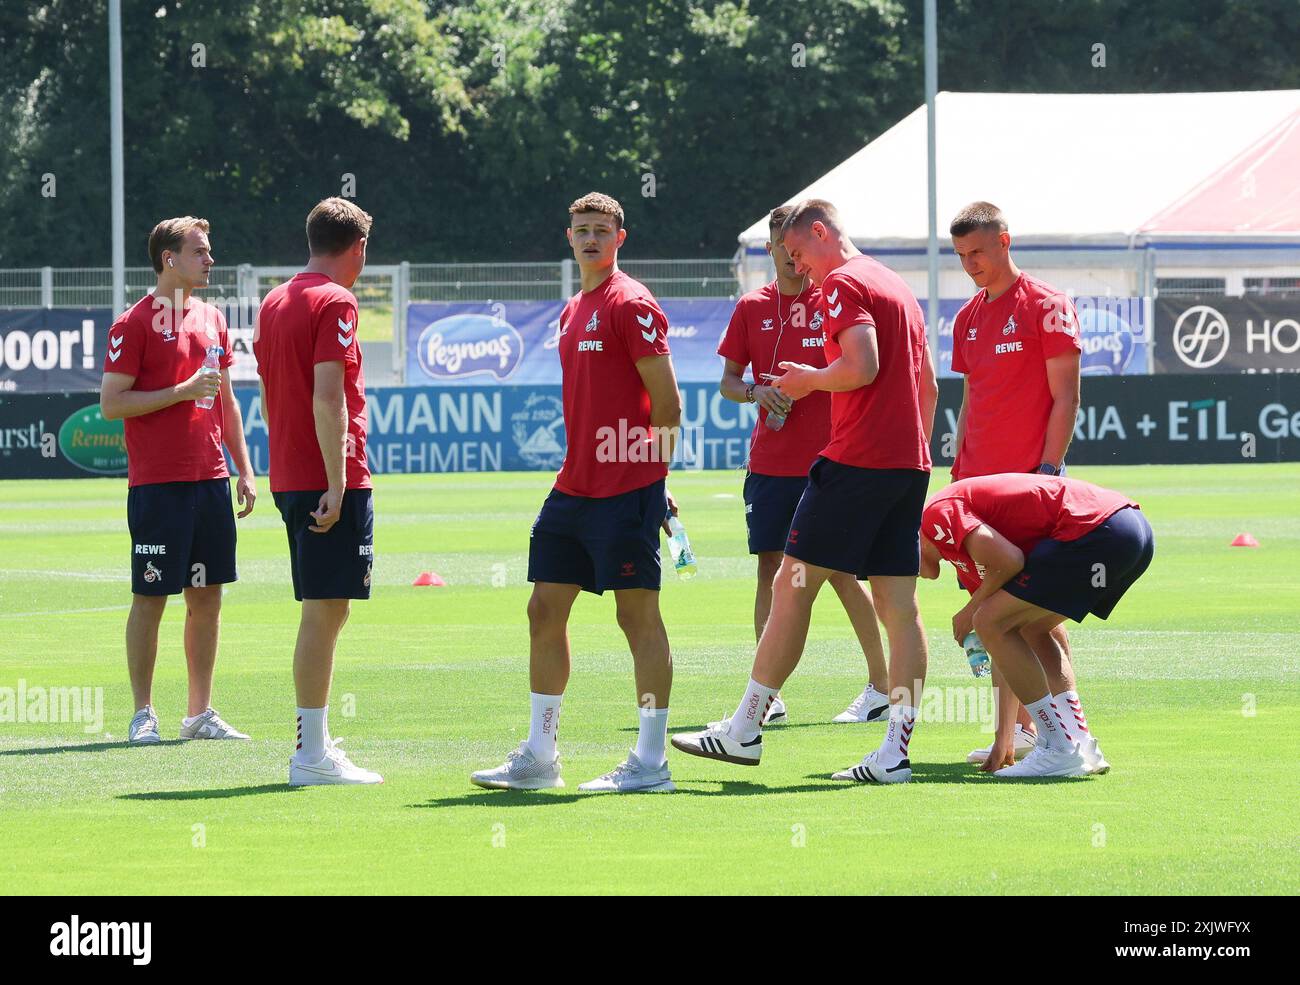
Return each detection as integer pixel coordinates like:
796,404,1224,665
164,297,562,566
288,774,384,786
577,779,676,793
128,736,162,745
470,776,565,791
670,736,760,767
762,711,787,725
832,706,889,724
831,766,913,784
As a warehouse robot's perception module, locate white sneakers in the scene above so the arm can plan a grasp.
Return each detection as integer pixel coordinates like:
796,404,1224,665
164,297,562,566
764,695,788,725
180,708,250,740
967,724,1038,764
128,705,162,745
671,721,763,766
577,750,675,793
994,742,1089,778
289,738,383,786
831,750,912,784
471,744,565,790
832,684,890,723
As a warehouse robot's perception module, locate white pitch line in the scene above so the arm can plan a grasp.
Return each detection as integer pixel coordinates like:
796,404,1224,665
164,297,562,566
0,604,130,619
0,568,121,583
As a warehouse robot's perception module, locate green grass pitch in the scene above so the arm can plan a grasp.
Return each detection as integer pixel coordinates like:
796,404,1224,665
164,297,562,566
1,464,1297,894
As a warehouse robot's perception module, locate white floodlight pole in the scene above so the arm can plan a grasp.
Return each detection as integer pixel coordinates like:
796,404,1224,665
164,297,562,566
925,0,939,354
109,0,126,314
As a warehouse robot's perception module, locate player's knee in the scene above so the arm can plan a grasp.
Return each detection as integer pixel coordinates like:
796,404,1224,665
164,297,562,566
615,600,659,639
526,591,564,632
757,553,782,582
972,604,1002,641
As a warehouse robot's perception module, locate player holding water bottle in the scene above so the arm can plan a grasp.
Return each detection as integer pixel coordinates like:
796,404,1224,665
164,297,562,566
100,216,257,747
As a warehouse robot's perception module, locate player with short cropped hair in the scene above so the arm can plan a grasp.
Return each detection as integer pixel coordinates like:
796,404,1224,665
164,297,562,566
254,196,381,786
718,205,890,726
100,216,257,745
674,198,939,783
949,201,1084,768
472,191,683,793
920,473,1154,777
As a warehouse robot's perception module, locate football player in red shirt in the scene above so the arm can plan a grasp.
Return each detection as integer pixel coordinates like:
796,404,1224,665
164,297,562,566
949,202,1083,767
254,198,381,786
920,474,1154,777
676,199,939,783
472,193,683,794
718,205,889,726
100,216,256,745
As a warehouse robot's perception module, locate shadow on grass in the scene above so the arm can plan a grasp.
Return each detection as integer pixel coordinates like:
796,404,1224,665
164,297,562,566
0,739,186,756
817,763,1099,785
117,784,300,801
615,722,849,735
411,778,860,809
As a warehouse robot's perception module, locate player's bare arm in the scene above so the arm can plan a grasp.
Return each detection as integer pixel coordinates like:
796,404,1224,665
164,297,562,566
1040,350,1081,469
218,369,256,518
636,352,683,466
310,360,347,533
775,322,878,398
919,536,942,580
950,523,1025,643
954,376,970,454
920,341,939,442
99,367,219,420
720,357,790,416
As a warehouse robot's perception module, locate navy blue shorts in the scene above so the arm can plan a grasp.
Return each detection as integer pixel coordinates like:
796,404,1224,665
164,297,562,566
785,458,930,578
743,472,809,554
1004,506,1154,622
273,489,374,602
528,479,666,595
127,478,237,595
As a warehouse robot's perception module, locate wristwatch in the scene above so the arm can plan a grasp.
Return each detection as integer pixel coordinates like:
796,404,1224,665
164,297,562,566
1036,462,1062,476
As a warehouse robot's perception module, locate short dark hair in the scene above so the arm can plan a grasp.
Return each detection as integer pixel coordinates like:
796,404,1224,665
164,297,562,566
768,205,795,234
568,191,624,229
950,201,1007,237
148,216,209,273
781,198,843,238
306,197,372,256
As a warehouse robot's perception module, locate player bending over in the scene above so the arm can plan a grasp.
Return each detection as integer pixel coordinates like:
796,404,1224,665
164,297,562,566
920,473,1154,777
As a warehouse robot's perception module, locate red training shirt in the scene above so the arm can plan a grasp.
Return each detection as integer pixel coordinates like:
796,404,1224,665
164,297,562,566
951,272,1082,479
923,473,1138,592
554,270,672,499
253,272,371,493
718,281,830,477
819,254,932,471
104,294,233,487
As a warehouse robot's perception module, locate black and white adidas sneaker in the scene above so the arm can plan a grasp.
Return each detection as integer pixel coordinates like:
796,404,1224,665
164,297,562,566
831,750,912,783
671,723,762,766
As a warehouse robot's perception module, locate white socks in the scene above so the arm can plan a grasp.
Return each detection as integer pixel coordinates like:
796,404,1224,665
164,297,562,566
1052,690,1090,744
635,706,670,767
526,691,563,763
726,678,778,742
296,706,328,763
1026,695,1073,752
876,704,918,767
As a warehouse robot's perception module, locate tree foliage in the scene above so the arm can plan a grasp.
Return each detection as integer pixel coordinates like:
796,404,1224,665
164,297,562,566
1,0,1296,266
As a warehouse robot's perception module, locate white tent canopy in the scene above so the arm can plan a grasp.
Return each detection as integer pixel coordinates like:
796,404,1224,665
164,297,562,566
738,89,1300,251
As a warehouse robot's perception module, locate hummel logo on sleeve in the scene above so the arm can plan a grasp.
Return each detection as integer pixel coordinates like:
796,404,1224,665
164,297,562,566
108,335,124,362
337,317,354,347
828,304,843,318
636,310,657,343
931,523,954,545
826,288,839,304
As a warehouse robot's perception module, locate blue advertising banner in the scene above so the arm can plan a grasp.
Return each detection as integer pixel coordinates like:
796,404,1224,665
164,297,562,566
0,308,112,393
406,296,1149,386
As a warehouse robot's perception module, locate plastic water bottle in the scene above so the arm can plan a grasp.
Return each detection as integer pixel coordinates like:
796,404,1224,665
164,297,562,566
963,631,991,678
195,345,222,410
665,514,698,579
764,405,788,431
